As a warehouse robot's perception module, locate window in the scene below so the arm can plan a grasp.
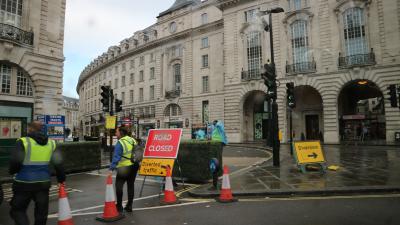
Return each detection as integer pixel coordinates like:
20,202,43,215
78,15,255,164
139,88,144,102
171,46,182,58
201,13,208,25
130,73,134,84
343,8,368,57
202,101,209,124
114,66,118,74
114,78,118,88
122,62,126,72
94,86,97,96
150,67,155,80
247,31,262,78
164,104,182,117
245,9,257,23
130,59,135,69
121,76,125,87
0,0,23,27
129,90,134,103
150,53,154,62
150,85,155,100
16,69,33,96
139,70,144,82
0,64,11,93
169,22,177,33
288,0,302,11
202,55,209,68
202,76,209,93
173,64,181,90
140,56,144,65
201,37,209,48
121,92,125,104
150,105,155,117
291,20,309,65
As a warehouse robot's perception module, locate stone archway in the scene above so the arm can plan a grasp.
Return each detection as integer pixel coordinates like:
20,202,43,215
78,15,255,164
241,90,269,142
338,80,386,143
290,85,324,141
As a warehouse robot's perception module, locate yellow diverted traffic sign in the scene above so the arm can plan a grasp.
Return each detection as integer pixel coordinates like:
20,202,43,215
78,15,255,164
293,141,325,164
105,116,117,129
139,158,175,177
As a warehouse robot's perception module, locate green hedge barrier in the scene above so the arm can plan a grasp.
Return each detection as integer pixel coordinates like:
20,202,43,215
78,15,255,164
172,141,223,183
55,141,101,174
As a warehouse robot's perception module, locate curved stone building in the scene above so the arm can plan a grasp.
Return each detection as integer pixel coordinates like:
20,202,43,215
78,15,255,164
77,0,400,144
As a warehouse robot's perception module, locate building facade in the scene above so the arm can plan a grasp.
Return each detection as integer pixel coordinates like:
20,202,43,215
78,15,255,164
77,0,400,144
0,0,66,141
62,96,79,136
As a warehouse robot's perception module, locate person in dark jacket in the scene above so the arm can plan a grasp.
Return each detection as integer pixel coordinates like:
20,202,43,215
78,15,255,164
9,121,66,225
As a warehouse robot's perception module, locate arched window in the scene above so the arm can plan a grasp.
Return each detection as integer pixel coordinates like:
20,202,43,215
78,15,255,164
0,63,33,96
16,69,33,96
291,20,309,67
173,64,181,91
164,104,182,117
343,7,367,56
0,0,23,27
247,31,262,79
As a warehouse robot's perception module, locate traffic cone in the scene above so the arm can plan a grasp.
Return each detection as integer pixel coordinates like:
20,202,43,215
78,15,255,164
216,165,237,203
58,184,74,225
96,175,125,222
161,166,179,205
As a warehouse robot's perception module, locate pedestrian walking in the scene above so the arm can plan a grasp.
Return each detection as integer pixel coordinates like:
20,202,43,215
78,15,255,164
9,121,65,225
108,126,138,213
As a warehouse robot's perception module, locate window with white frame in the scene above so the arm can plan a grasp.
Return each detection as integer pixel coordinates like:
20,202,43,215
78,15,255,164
201,13,208,25
173,64,181,91
201,37,209,48
130,73,134,84
140,56,145,65
139,70,144,82
288,0,302,11
343,7,368,57
0,0,23,27
150,85,154,100
122,62,126,72
114,78,118,88
130,59,135,69
0,64,11,94
291,20,309,65
202,55,209,68
247,31,262,78
150,67,155,80
129,90,134,103
121,76,125,87
139,88,144,102
202,76,209,93
245,9,257,23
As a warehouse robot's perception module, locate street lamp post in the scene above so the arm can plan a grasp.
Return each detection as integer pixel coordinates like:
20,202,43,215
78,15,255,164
260,7,284,167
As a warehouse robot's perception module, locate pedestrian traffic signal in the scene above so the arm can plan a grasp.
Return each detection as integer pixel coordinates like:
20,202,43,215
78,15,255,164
286,82,296,109
115,99,123,113
100,86,111,112
387,84,398,108
262,63,277,99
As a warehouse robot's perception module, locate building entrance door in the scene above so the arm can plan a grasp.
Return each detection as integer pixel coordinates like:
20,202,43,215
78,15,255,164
305,115,319,140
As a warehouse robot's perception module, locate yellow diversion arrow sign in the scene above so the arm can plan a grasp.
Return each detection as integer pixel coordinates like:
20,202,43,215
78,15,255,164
139,158,175,177
293,141,325,164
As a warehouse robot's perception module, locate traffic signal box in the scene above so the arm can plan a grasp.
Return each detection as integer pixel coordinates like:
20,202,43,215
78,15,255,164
286,82,296,109
387,84,398,108
101,86,111,112
115,99,123,113
262,63,277,100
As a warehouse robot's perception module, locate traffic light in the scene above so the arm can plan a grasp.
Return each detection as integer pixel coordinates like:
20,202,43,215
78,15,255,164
262,63,277,99
115,99,123,113
286,82,296,109
387,84,398,108
100,86,111,112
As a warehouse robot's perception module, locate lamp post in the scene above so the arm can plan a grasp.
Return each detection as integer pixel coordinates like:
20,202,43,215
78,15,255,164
260,7,284,167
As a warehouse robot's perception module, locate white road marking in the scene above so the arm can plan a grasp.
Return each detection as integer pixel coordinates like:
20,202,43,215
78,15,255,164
3,185,82,202
48,201,211,219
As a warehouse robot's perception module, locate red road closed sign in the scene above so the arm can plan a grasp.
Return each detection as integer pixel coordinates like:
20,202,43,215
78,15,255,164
143,129,183,159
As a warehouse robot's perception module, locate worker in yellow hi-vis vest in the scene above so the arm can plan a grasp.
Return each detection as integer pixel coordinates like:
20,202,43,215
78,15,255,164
9,121,65,225
109,126,138,213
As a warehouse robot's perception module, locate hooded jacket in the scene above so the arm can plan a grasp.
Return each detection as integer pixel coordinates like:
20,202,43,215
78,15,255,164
9,132,66,191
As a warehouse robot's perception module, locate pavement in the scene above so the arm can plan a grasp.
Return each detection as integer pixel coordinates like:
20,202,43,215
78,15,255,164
189,144,400,197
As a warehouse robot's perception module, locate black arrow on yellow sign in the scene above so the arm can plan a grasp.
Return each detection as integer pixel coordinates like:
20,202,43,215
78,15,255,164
308,152,318,159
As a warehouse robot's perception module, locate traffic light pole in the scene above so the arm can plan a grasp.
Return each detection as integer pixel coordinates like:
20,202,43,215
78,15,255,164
268,12,280,167
109,90,114,163
289,108,293,155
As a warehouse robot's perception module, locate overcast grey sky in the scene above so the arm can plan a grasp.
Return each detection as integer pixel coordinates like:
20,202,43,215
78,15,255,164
63,0,175,98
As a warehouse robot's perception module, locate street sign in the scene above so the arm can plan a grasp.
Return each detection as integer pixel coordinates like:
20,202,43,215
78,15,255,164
143,129,182,159
45,115,65,141
293,141,325,164
138,158,175,177
105,116,117,129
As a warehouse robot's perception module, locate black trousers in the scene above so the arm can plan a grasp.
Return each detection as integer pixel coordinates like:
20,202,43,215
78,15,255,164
115,163,139,207
10,189,49,225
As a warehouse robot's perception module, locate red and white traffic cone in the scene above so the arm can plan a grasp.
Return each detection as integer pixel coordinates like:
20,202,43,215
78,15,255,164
58,184,74,225
161,166,179,205
96,175,125,222
217,165,237,203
